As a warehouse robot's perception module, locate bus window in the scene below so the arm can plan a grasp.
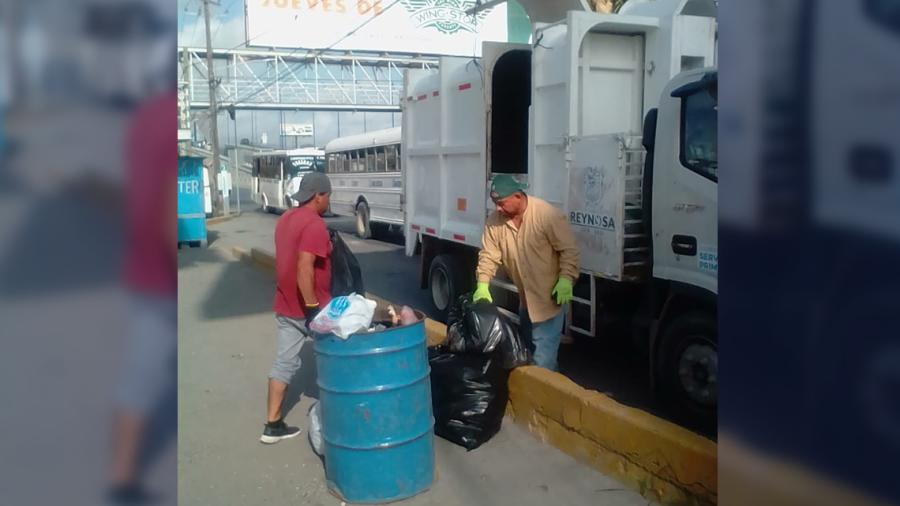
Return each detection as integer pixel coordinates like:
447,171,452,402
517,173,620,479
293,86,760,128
386,145,396,172
376,146,386,172
328,154,336,173
396,145,401,172
367,148,376,172
343,152,350,173
258,157,268,178
274,156,284,179
356,150,365,172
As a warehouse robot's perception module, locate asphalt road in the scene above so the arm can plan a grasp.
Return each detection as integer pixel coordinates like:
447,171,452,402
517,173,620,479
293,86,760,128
209,191,716,440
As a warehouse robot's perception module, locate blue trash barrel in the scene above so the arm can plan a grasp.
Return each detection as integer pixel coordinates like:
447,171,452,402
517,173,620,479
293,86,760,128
315,315,435,503
177,156,207,246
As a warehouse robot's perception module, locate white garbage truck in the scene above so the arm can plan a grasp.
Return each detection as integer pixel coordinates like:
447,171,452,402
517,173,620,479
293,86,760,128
402,0,718,421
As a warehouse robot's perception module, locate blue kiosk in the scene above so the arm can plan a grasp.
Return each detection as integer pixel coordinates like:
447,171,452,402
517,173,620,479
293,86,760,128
178,156,208,247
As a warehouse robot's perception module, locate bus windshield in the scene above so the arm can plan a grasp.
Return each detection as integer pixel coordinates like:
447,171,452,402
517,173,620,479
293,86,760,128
287,155,324,177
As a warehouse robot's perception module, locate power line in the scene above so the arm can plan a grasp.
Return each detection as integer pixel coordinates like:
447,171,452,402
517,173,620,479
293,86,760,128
186,0,203,46
210,0,233,43
216,0,403,109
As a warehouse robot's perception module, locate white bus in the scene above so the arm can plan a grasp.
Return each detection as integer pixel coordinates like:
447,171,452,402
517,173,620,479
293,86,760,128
251,148,325,213
325,127,402,238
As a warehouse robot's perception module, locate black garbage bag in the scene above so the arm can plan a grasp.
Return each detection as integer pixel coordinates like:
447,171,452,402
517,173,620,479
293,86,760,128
446,295,531,369
428,347,510,451
329,230,364,297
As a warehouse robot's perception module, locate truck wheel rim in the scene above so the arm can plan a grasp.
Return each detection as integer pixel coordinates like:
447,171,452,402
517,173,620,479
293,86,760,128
431,268,450,311
356,209,366,236
677,339,718,407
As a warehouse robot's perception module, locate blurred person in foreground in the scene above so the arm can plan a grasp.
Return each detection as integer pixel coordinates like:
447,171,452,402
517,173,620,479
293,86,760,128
110,91,177,503
473,174,580,371
262,173,333,444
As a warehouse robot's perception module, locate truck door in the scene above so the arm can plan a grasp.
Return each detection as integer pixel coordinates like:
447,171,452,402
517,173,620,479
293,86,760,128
652,70,718,295
530,11,652,208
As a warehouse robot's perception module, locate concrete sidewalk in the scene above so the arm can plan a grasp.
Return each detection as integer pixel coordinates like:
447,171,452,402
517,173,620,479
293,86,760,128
177,245,654,506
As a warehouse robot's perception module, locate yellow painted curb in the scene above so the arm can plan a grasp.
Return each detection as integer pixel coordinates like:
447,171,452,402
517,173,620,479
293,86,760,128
508,366,717,505
233,245,717,504
206,213,241,226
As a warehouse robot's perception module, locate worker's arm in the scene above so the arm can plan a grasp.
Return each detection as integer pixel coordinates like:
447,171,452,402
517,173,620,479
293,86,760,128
296,220,331,314
296,251,319,307
475,222,502,283
548,209,580,282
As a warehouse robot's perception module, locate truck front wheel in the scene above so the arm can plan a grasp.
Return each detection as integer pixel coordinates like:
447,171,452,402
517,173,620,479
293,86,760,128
657,312,718,424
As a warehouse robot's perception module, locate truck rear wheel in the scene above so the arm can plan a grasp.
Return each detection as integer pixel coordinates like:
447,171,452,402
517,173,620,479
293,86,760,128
429,254,465,321
657,312,718,425
356,201,372,239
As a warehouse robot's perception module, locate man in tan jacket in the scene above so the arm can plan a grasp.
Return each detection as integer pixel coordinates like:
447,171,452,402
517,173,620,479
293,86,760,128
474,175,580,371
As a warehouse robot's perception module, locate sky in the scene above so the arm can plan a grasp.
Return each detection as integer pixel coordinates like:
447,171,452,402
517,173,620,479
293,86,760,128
178,0,246,48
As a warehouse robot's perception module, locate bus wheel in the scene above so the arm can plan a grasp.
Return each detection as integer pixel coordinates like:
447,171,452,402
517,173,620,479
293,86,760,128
356,201,372,239
657,312,718,425
261,194,272,214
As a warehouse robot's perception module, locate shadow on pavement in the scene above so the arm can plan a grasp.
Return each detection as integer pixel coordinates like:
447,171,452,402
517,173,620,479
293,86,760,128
0,191,123,298
206,229,220,247
560,336,717,440
349,247,440,321
139,364,177,479
282,340,319,417
326,218,405,247
178,247,274,320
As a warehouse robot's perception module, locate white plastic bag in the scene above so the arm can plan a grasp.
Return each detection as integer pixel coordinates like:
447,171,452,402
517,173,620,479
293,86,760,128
308,401,323,456
309,293,376,339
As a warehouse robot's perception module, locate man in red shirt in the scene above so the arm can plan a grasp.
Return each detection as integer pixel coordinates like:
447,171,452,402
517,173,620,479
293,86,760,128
262,172,333,444
109,92,177,503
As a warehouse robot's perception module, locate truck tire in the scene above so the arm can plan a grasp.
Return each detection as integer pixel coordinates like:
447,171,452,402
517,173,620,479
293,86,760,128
356,201,372,239
657,312,718,425
429,254,465,321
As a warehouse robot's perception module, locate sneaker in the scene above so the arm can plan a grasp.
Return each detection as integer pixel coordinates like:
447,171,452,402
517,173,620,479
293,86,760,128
260,421,302,444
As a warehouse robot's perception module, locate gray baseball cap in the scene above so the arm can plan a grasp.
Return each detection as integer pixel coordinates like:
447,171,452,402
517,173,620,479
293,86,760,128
291,172,332,204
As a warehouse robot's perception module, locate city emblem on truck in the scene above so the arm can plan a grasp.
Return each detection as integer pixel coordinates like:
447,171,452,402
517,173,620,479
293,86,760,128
569,165,616,231
401,0,492,35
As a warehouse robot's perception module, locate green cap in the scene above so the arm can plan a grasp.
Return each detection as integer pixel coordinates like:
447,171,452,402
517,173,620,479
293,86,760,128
490,174,528,200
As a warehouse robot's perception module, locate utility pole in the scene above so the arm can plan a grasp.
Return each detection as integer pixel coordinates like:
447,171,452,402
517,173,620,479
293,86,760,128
179,48,191,157
203,0,223,216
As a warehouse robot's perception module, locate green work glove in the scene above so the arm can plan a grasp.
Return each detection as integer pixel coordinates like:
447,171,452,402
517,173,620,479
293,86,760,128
552,277,574,305
473,282,493,303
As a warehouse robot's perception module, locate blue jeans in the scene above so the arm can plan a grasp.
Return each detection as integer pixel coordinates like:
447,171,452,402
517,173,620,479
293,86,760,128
519,306,568,371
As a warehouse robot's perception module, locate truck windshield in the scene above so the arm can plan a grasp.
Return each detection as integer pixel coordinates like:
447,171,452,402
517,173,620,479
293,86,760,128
681,86,718,182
